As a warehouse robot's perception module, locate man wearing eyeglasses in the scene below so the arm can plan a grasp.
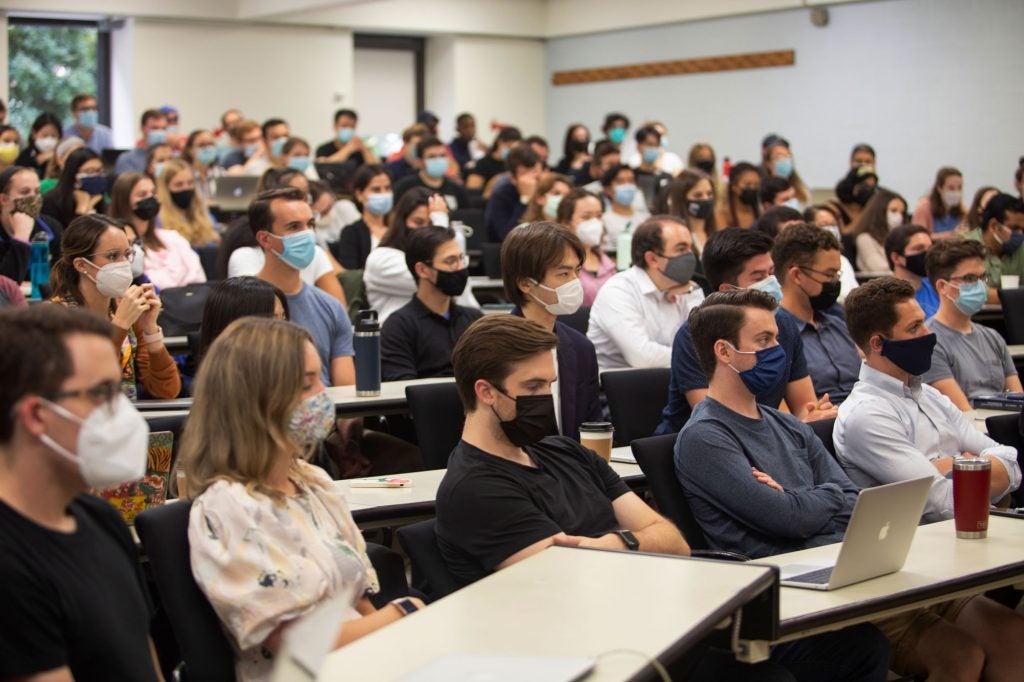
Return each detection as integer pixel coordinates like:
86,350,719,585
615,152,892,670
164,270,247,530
773,223,861,404
381,225,481,381
920,238,1022,411
0,305,161,681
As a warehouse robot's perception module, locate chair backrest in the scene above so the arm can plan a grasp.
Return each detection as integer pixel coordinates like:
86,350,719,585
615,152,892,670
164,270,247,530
135,502,236,681
451,207,485,254
998,288,1024,344
630,434,710,550
986,413,1024,505
405,383,465,470
195,244,221,282
396,519,462,601
808,417,837,458
481,242,503,280
557,305,590,335
601,368,672,446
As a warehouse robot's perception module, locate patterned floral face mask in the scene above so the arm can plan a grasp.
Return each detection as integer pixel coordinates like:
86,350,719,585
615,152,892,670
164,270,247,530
288,390,335,447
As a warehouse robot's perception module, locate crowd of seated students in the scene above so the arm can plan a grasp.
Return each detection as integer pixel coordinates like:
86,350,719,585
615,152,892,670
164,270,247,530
1,91,1023,681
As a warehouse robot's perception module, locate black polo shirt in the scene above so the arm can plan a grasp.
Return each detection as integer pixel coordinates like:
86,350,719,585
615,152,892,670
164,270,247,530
393,174,469,211
380,295,483,381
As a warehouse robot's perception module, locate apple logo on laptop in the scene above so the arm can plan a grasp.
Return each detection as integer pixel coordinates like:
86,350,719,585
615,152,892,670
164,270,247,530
233,187,243,197
878,522,890,542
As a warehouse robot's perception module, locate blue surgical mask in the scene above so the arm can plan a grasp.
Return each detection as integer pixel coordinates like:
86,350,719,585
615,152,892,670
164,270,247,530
287,156,311,172
748,275,783,304
947,280,987,317
196,146,218,166
998,227,1024,256
642,147,660,165
78,110,99,128
773,157,794,179
782,197,802,211
268,230,316,270
500,147,510,160
727,342,788,396
543,194,562,219
146,129,167,146
880,333,936,376
424,157,448,179
366,192,394,216
609,127,626,145
270,137,287,157
244,143,261,159
337,127,355,144
614,183,637,207
153,162,166,179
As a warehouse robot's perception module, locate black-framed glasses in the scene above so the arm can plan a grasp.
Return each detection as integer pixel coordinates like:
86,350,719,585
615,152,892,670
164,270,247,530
90,248,136,263
948,274,985,285
424,253,470,269
50,379,123,414
799,265,842,283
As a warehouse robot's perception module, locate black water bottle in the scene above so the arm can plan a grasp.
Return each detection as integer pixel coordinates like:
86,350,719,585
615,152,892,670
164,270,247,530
353,310,381,396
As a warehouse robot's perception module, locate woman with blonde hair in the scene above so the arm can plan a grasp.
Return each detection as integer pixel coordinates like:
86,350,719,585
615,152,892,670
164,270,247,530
109,171,206,289
50,213,180,399
520,171,573,223
156,158,219,246
181,317,422,681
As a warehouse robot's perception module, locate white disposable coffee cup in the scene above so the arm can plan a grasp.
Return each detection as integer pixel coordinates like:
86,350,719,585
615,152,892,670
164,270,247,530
1001,275,1019,289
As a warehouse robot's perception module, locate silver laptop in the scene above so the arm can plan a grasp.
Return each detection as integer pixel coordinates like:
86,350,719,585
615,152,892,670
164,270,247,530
398,655,595,682
779,476,932,591
212,176,260,212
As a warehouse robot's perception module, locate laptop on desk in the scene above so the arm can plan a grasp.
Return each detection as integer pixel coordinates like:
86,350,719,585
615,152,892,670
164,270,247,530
779,476,932,591
212,176,259,212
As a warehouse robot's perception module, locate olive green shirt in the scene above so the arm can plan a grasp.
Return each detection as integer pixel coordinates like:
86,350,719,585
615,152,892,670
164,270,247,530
963,228,1024,286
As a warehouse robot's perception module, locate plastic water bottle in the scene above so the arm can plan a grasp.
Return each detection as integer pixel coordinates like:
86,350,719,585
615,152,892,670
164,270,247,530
616,222,633,272
29,233,50,300
353,310,381,396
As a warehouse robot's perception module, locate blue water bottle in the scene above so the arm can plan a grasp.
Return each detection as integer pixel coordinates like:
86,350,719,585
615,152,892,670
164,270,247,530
353,310,381,396
29,233,51,300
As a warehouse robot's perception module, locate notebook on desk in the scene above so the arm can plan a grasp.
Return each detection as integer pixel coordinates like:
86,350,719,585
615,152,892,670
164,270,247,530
779,476,932,591
398,655,595,682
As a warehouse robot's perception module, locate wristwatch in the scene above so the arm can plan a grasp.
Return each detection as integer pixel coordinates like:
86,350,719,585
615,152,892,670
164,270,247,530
390,597,420,617
615,529,640,552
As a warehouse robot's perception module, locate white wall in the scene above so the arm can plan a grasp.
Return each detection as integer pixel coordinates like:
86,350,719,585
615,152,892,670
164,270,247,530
118,19,353,147
352,47,416,137
545,0,1024,202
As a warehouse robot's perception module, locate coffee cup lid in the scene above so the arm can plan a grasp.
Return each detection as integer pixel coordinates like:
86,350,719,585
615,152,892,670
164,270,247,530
579,422,613,432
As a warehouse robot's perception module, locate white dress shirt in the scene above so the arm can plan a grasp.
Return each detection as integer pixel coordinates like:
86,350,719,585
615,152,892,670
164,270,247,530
835,363,1020,522
587,266,705,370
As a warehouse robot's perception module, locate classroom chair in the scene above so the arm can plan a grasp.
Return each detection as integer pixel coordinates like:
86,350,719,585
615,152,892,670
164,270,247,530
557,305,590,335
986,413,1023,506
630,434,748,561
405,383,465,470
481,242,502,279
808,417,837,458
136,502,236,682
601,368,672,446
998,288,1024,344
396,519,463,602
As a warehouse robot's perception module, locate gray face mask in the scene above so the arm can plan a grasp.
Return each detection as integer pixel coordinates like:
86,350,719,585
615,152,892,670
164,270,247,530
659,251,697,285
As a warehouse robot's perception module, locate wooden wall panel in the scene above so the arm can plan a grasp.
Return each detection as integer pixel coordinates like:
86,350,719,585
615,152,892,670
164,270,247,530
552,49,795,86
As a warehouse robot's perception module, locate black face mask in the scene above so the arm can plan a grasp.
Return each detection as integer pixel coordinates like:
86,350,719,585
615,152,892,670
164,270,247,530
491,389,558,447
686,199,714,220
853,184,875,206
739,188,759,207
807,279,842,311
432,267,469,297
569,140,589,154
170,189,195,210
903,252,928,278
132,196,161,221
695,159,714,175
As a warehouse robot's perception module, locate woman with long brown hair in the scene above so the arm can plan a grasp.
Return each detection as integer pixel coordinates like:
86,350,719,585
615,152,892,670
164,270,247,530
663,168,718,252
715,161,762,229
50,213,180,399
182,317,423,681
912,166,965,235
521,172,573,223
156,159,219,247
852,189,907,273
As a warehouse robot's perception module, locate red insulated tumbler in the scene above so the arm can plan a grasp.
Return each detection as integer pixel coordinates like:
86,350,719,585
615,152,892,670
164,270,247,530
953,457,991,539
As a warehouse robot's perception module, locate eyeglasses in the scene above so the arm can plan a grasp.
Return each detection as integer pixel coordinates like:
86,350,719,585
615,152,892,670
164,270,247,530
799,265,842,283
425,253,470,269
50,379,123,415
76,169,104,179
90,248,136,263
948,274,985,285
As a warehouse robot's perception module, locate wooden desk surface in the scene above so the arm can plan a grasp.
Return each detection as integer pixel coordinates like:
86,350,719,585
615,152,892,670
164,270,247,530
758,516,1024,642
315,546,776,681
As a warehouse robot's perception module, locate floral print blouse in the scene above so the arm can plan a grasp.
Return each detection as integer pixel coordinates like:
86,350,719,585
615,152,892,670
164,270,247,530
188,461,378,682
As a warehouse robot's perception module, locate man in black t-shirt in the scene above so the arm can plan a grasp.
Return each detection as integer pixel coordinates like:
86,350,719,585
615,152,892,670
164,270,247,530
436,314,688,586
393,136,468,211
314,107,378,167
0,306,160,681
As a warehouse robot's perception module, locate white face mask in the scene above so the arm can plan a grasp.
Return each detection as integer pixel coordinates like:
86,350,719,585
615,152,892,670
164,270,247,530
35,136,59,153
821,224,842,243
83,259,134,298
529,278,584,316
575,218,603,247
941,190,962,208
39,393,149,488
886,210,904,230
